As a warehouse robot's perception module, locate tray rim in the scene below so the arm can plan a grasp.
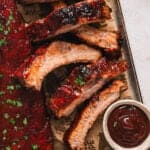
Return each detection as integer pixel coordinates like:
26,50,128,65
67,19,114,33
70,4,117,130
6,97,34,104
116,0,143,103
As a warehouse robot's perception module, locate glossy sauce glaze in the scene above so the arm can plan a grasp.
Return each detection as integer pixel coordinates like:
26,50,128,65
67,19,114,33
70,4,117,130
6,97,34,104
108,105,150,148
50,58,128,113
26,0,111,41
0,0,53,149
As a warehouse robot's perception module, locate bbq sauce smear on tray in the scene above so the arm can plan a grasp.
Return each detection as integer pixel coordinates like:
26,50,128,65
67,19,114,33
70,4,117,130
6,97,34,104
108,105,150,148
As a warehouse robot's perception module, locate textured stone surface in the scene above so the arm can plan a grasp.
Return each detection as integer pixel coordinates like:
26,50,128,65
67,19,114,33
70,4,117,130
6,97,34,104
120,0,150,107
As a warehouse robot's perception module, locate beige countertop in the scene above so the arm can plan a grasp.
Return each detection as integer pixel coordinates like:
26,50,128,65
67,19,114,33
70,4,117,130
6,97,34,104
120,0,150,107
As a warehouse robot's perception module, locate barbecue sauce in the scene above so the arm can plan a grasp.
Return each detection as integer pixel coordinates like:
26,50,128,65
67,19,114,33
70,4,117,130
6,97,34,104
108,105,150,148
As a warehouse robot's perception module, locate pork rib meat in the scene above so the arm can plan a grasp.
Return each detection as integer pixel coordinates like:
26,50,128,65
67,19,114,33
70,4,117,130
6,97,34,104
14,41,101,91
66,80,127,149
26,0,112,42
48,58,128,118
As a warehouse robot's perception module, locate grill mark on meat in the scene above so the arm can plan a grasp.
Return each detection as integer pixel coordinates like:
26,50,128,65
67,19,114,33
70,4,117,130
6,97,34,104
48,58,128,118
26,0,111,42
74,25,120,52
14,41,101,91
0,0,53,149
65,80,127,149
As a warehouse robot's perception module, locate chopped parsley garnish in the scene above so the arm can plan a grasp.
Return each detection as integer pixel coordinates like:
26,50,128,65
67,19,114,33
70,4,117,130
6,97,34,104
10,118,16,125
2,129,7,135
0,24,9,35
32,144,38,150
24,135,28,140
75,75,85,86
0,39,7,47
0,73,3,78
0,11,14,40
6,99,23,107
16,114,20,118
12,142,16,145
23,117,28,125
15,84,22,89
3,113,9,119
80,66,90,75
7,85,15,91
7,84,22,92
3,136,6,141
4,30,9,35
0,91,5,96
0,24,4,32
5,146,11,150
14,126,18,131
6,11,14,26
8,12,14,21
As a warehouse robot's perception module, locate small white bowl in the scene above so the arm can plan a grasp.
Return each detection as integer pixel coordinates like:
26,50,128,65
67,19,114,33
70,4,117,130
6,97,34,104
103,99,150,150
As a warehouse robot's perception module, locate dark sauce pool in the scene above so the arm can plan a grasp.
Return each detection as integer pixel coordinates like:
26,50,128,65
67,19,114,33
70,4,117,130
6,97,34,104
108,105,150,148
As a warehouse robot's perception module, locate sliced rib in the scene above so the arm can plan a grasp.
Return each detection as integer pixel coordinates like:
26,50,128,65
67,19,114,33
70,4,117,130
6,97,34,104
74,25,120,52
66,80,127,150
48,58,128,118
14,41,101,90
26,0,111,42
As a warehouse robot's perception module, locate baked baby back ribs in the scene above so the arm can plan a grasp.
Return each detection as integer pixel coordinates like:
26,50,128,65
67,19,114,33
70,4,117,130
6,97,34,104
74,25,120,52
0,0,53,149
48,58,128,118
26,0,112,42
66,80,127,149
14,41,101,91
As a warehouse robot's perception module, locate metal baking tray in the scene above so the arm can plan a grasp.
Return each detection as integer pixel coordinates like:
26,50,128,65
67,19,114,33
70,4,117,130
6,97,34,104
46,0,143,149
115,0,142,102
18,0,143,149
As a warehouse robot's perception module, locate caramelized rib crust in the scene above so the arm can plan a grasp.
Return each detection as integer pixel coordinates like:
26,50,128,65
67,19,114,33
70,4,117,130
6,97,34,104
26,0,111,42
48,58,128,118
66,80,127,149
14,41,101,90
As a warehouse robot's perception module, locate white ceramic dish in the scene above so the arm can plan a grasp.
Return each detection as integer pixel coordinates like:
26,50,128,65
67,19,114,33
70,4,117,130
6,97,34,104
103,99,150,150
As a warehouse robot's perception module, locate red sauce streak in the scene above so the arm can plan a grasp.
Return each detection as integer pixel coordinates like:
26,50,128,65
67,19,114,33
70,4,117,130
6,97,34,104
50,85,78,112
26,0,109,41
108,105,150,148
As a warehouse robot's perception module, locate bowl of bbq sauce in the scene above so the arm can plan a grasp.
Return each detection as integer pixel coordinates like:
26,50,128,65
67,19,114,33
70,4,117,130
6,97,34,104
103,99,150,150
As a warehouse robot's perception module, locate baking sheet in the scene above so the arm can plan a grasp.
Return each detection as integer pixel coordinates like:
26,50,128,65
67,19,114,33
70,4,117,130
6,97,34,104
18,0,143,149
49,0,143,149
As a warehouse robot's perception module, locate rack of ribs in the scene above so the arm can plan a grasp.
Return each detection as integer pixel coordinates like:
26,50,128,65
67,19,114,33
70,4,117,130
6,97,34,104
26,0,112,42
0,0,53,149
66,80,127,149
48,58,128,118
14,41,101,91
